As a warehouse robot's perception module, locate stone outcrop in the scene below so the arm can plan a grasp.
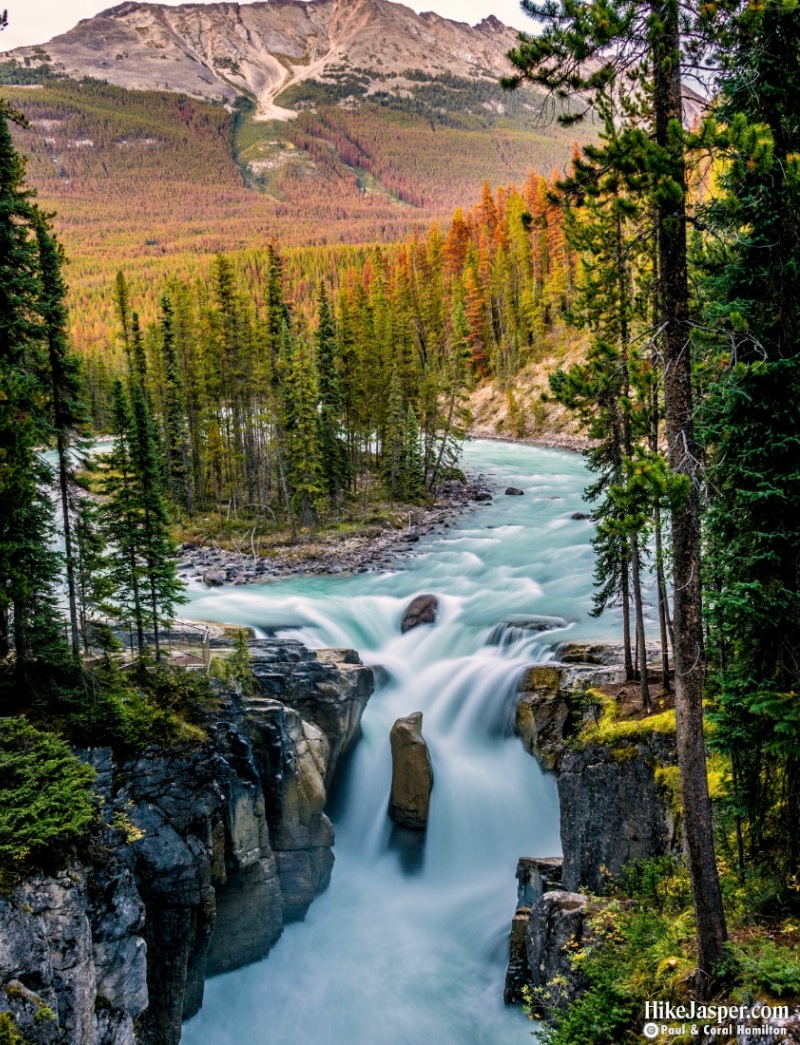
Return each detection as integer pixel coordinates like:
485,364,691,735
504,857,563,1003
0,638,374,1045
507,643,678,1011
559,736,677,894
524,892,595,1013
388,712,434,830
400,595,439,634
0,865,146,1045
248,641,373,783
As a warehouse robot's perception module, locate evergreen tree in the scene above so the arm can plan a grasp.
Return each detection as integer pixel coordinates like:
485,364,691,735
285,336,324,529
98,381,184,661
505,0,729,983
315,284,349,500
382,368,406,501
158,293,191,512
36,218,85,660
700,0,800,885
0,106,69,699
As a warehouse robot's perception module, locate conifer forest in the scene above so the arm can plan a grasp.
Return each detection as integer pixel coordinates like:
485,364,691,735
1,1,800,1043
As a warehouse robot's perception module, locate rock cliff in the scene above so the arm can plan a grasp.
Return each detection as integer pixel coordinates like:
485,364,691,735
506,644,678,1011
0,639,373,1045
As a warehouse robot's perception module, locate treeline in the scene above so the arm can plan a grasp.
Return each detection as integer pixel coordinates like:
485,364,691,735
506,0,800,1020
0,98,188,724
105,243,472,531
83,169,576,426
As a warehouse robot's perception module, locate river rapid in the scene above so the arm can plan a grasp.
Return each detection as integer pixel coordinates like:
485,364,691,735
179,439,625,1045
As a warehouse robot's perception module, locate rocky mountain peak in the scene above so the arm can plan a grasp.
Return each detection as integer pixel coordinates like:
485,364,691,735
2,0,521,121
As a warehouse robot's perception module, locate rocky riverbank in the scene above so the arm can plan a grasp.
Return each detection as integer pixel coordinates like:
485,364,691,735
0,639,373,1045
178,475,495,587
505,642,680,1011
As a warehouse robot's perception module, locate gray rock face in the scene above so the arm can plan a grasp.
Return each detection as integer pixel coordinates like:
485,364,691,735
525,892,595,1013
389,712,434,830
503,857,564,1003
1,638,373,1045
400,594,439,634
248,641,374,783
558,737,677,894
0,866,146,1045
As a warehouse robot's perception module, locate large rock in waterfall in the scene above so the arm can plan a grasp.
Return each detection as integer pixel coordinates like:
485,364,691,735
400,594,439,633
389,712,433,830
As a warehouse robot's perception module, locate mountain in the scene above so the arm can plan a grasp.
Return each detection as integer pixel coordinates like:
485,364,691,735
5,0,521,120
0,1,589,352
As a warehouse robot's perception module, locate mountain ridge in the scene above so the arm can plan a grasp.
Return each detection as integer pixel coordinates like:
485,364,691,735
2,0,522,120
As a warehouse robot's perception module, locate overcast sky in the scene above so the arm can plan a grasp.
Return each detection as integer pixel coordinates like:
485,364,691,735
0,0,534,51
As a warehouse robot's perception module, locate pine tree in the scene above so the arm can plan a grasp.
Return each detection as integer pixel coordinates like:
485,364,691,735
0,107,70,699
284,336,324,529
315,284,349,500
158,293,191,512
700,0,800,885
505,0,729,984
98,381,184,661
382,368,406,501
36,218,85,660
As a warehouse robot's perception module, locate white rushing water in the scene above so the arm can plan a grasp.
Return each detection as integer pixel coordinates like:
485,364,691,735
180,440,629,1045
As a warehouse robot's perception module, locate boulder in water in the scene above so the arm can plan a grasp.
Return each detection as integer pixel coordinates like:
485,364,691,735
389,712,433,830
202,568,226,586
505,487,525,496
571,512,590,521
472,491,493,502
400,594,438,633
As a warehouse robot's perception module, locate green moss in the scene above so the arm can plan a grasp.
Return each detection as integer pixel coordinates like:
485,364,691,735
578,690,676,747
0,1013,23,1045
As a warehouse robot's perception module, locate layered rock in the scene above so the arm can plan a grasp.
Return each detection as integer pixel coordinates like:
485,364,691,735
388,712,433,831
559,736,677,893
503,857,563,1004
524,892,596,1014
507,644,677,1009
0,863,147,1045
0,638,374,1045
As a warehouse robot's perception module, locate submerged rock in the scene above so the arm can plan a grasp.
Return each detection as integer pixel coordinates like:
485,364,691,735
505,487,524,496
400,594,439,634
389,712,433,830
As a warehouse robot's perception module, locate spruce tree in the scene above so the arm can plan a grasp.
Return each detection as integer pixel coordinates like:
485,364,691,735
0,106,70,699
505,0,729,984
285,336,324,529
315,284,349,501
36,218,85,660
700,0,800,884
158,293,191,512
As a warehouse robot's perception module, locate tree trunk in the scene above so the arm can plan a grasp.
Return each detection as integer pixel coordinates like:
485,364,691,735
630,535,651,710
652,0,727,989
621,556,634,682
654,504,672,691
56,431,80,659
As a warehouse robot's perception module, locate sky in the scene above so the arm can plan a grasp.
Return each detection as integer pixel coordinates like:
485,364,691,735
0,0,534,51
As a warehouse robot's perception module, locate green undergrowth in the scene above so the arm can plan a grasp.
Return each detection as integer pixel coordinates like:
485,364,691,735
37,660,212,756
1,663,215,883
0,719,97,884
577,689,677,749
526,857,800,1044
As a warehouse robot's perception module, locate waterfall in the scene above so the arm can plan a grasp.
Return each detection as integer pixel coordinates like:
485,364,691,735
181,440,625,1045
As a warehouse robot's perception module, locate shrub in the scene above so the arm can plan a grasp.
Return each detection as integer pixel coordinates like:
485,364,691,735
0,719,96,874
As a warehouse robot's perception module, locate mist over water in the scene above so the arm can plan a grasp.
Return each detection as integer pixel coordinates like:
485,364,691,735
181,441,626,1045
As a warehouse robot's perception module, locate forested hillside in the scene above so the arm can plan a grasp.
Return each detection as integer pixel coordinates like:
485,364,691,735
1,66,586,355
